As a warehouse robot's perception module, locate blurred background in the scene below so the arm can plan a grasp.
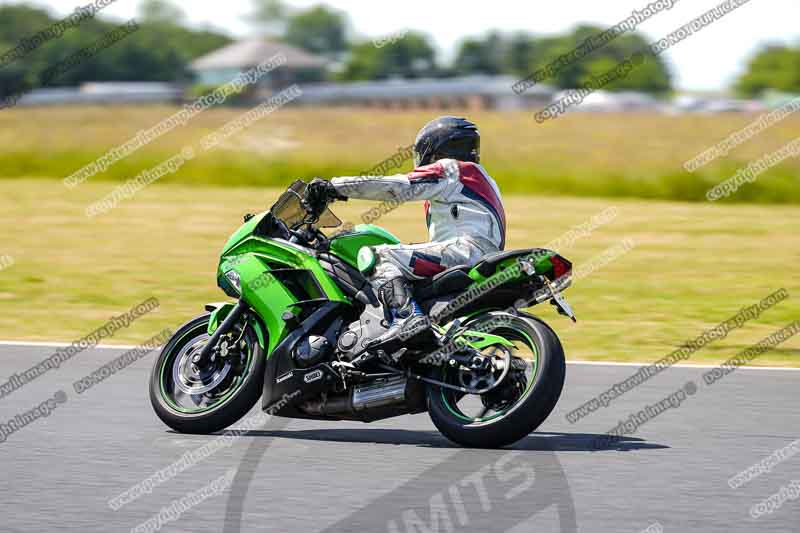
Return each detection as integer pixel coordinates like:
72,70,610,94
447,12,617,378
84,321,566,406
0,0,797,366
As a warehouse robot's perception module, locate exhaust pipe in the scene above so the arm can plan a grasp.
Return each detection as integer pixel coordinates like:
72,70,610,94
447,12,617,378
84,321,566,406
352,376,407,411
301,376,408,418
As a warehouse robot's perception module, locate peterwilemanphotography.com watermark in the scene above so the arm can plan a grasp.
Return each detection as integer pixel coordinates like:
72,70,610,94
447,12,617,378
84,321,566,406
0,297,160,401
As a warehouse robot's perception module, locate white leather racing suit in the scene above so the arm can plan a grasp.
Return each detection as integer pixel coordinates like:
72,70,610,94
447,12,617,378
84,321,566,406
331,159,507,288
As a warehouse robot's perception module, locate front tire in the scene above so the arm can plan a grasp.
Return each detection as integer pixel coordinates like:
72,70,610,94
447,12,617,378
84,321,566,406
427,312,566,448
149,313,266,434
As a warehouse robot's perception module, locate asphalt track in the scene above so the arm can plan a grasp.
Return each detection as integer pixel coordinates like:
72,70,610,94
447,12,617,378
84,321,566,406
1,342,798,532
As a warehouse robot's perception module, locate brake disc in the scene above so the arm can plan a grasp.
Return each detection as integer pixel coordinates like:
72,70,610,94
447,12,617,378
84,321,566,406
173,335,233,395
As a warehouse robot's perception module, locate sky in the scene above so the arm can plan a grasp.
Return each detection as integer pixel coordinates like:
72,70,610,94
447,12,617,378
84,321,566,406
8,0,800,92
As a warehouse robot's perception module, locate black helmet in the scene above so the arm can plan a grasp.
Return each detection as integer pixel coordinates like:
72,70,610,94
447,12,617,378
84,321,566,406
413,116,480,167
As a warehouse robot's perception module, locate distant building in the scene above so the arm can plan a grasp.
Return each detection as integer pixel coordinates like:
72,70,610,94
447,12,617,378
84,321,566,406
671,92,766,114
298,75,555,110
17,82,182,106
190,39,552,110
190,38,327,93
554,90,667,113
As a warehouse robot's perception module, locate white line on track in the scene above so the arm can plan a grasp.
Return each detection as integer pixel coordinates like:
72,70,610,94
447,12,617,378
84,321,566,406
0,340,141,350
0,340,797,371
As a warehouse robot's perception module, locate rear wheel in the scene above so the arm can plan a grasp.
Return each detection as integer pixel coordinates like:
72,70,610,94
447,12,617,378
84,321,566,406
149,313,266,434
427,312,565,448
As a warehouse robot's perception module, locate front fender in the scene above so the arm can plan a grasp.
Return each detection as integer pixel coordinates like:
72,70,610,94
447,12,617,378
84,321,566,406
206,302,267,351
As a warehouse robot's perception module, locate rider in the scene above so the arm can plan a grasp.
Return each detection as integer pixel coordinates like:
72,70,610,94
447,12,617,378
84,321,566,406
306,116,506,346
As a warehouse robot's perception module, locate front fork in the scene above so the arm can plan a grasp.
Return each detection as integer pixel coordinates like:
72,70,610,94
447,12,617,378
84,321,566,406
195,300,249,366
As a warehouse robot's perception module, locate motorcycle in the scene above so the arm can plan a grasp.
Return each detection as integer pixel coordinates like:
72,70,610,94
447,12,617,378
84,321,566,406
149,180,575,448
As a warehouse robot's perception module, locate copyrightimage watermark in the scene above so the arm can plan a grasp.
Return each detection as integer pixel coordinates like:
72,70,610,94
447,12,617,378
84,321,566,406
130,469,237,533
200,84,302,151
0,0,119,68
566,288,789,423
109,390,300,511
592,381,697,450
706,137,800,201
685,97,800,172
0,297,159,401
0,390,68,444
73,329,172,394
373,29,409,49
729,439,800,490
591,321,799,451
536,0,755,122
85,85,301,216
513,0,681,94
749,480,800,519
64,53,288,189
535,54,644,122
86,148,195,217
1,20,139,110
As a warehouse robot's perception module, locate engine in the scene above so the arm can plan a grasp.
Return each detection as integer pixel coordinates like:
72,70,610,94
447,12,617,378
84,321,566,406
293,335,332,368
336,304,389,361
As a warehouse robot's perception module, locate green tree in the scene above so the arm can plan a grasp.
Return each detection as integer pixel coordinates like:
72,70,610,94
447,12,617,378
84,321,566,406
507,32,540,76
736,45,800,97
247,0,289,37
339,32,437,80
139,0,186,25
0,4,53,44
453,32,507,75
528,26,672,93
285,5,348,56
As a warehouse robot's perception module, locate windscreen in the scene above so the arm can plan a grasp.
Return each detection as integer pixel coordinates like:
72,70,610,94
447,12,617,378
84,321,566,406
270,180,342,229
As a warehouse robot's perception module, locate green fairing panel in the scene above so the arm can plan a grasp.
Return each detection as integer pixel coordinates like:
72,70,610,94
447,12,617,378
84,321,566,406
216,233,349,355
534,256,554,274
221,211,267,257
328,224,401,268
457,328,516,350
467,249,557,281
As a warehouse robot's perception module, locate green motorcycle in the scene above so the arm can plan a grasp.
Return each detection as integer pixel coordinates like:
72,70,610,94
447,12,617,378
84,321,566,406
149,180,575,448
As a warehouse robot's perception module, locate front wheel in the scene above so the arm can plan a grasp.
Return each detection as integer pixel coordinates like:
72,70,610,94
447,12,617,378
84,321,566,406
427,312,566,448
149,313,266,434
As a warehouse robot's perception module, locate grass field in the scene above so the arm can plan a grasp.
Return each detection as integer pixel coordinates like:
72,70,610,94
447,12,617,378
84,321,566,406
0,105,798,203
1,177,798,367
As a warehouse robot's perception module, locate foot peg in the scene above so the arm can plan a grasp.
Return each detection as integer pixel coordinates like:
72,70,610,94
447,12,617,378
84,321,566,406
438,319,462,347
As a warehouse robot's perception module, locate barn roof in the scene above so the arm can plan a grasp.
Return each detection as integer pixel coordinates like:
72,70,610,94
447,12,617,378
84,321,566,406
191,38,326,70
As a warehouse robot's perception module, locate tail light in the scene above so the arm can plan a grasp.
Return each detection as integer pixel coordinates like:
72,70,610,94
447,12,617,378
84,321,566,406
550,255,572,280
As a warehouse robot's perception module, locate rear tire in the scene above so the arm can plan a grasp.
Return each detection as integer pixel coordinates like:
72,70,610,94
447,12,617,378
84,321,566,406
149,313,266,434
427,312,566,448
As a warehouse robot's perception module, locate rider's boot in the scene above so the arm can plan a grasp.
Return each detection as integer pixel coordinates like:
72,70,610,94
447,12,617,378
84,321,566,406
368,277,433,349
